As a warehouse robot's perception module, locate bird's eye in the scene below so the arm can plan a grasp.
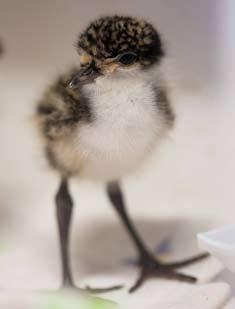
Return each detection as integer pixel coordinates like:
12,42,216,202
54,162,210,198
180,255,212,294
117,52,137,65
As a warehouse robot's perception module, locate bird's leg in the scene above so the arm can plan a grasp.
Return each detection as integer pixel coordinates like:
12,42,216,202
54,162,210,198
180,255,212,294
106,181,209,293
56,178,74,288
55,178,123,293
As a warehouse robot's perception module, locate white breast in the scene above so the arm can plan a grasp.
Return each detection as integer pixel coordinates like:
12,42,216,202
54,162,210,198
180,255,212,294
75,71,168,180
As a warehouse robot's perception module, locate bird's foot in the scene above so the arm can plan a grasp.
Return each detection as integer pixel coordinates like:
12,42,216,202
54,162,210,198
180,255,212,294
81,284,124,294
129,252,209,293
62,280,123,294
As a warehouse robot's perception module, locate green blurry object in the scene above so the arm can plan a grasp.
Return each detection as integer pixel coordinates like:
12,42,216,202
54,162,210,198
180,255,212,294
85,295,118,309
41,291,118,309
0,241,6,253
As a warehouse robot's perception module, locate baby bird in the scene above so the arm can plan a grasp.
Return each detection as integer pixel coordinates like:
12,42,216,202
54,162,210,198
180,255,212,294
36,15,208,293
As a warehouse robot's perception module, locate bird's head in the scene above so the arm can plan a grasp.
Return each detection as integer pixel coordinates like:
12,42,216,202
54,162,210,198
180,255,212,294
68,15,164,89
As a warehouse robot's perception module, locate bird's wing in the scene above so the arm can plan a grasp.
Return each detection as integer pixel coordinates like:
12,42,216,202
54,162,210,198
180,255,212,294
36,69,91,141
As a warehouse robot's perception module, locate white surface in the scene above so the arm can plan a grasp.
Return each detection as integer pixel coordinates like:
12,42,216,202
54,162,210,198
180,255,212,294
115,283,231,309
0,218,228,308
0,284,230,309
224,298,235,309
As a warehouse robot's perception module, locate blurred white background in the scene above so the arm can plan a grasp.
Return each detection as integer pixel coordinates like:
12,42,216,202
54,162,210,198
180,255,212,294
0,0,234,292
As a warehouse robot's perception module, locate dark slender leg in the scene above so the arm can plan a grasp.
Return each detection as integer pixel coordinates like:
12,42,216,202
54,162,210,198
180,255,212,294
55,178,123,292
56,178,74,287
106,181,209,293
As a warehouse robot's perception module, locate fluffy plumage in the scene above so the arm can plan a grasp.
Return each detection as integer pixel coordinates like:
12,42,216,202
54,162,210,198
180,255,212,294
36,15,174,180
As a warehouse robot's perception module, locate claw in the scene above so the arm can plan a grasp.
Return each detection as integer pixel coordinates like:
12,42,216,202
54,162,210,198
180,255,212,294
84,284,124,294
129,252,209,293
129,269,147,293
163,253,210,269
129,268,197,293
61,283,123,294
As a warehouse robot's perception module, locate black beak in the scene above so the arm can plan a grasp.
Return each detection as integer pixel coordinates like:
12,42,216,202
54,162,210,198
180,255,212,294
68,63,101,89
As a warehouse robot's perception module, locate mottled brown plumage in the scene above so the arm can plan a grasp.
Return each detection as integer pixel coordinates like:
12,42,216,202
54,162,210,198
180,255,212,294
36,69,92,176
78,15,164,65
37,71,91,140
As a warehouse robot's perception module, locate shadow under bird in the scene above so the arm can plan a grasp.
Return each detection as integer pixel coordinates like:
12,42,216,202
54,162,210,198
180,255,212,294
36,15,208,293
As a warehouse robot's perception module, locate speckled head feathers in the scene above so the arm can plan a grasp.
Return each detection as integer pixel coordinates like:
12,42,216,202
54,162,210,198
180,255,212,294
77,15,164,66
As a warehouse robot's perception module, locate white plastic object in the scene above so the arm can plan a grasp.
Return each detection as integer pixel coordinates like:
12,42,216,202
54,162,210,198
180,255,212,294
197,226,235,273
